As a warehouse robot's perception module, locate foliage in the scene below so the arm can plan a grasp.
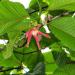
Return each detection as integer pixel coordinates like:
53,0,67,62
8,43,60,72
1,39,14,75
0,0,75,75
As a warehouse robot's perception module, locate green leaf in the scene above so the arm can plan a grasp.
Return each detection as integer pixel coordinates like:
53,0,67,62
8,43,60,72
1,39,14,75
29,0,47,10
2,32,20,59
29,12,40,23
52,51,71,67
0,1,40,35
0,1,28,22
0,52,20,67
1,0,9,1
29,62,45,75
67,50,75,61
42,51,57,74
50,42,61,52
13,43,44,70
0,1,39,58
70,51,75,57
43,0,75,11
53,64,75,75
49,16,75,51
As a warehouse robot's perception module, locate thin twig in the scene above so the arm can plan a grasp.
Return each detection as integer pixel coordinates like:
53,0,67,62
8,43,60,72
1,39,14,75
14,50,39,55
28,5,48,14
0,66,22,72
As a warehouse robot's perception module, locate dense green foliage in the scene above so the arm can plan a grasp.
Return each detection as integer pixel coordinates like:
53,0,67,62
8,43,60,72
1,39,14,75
0,0,75,75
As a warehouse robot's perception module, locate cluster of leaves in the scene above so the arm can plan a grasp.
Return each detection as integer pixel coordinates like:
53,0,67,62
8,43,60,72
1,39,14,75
0,0,75,75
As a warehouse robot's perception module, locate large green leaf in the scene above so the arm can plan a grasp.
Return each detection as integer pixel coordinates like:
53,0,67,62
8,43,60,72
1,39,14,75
0,1,28,22
43,0,75,11
0,1,39,34
0,1,39,58
13,38,44,70
49,16,75,51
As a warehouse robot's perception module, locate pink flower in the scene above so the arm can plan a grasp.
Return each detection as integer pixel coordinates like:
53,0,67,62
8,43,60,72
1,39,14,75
25,24,50,50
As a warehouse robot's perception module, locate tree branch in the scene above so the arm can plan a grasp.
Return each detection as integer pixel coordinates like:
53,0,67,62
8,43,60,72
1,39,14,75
0,66,22,72
28,5,48,14
14,50,41,55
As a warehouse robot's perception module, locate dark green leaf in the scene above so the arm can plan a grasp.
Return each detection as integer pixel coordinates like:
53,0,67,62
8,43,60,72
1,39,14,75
53,64,75,75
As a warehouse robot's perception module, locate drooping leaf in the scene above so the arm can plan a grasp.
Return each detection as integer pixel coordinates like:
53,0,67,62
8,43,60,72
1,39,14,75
42,51,57,74
13,42,44,71
0,1,40,58
49,16,75,51
43,0,75,11
26,62,45,75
